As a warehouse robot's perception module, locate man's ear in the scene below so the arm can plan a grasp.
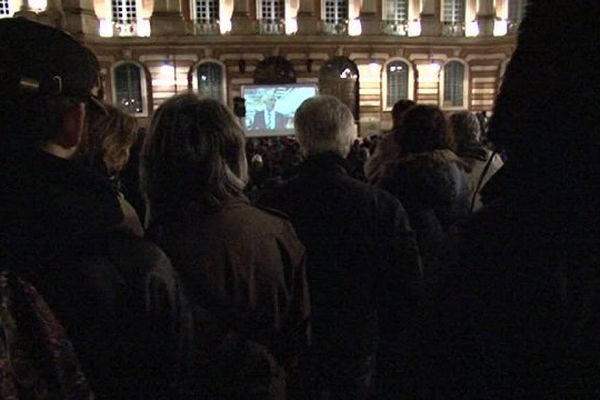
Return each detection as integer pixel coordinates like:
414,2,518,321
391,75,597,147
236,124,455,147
58,102,86,149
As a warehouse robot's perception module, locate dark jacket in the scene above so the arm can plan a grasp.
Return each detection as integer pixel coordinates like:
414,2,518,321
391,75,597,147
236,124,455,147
401,165,600,399
0,150,193,400
378,149,470,271
258,153,422,358
149,197,310,399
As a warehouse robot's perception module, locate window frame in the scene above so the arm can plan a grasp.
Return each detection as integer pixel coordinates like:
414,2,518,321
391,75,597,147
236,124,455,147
190,59,227,103
321,0,349,34
192,0,219,22
0,0,13,17
439,58,469,110
382,0,409,23
111,0,143,36
382,58,414,110
110,61,149,117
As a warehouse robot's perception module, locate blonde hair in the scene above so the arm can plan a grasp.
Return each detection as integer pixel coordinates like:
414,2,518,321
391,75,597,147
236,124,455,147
83,104,138,174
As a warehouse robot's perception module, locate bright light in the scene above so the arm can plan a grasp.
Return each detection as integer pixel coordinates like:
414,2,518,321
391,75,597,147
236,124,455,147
138,19,151,37
408,20,421,37
220,19,232,34
159,63,175,81
285,18,297,35
493,19,508,36
368,62,380,70
340,68,356,79
29,0,46,10
348,18,361,36
99,19,113,37
465,21,479,37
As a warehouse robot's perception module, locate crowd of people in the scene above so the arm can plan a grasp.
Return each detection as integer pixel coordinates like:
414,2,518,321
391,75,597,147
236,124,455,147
1,0,599,398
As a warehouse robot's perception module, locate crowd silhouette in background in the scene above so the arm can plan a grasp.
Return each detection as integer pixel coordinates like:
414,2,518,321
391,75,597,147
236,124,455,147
1,0,599,398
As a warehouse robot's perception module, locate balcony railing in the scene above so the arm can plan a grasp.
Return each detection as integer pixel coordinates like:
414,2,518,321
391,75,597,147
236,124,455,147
441,21,465,37
259,18,284,34
322,21,348,35
382,19,408,36
113,21,137,36
193,20,220,35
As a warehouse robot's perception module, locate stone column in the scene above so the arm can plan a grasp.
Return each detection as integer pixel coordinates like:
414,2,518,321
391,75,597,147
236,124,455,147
230,0,257,34
420,0,440,36
359,0,380,35
150,0,186,35
476,0,494,36
296,0,319,34
61,0,99,35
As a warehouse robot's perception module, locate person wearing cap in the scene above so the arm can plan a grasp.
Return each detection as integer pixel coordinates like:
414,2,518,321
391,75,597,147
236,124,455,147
0,18,193,399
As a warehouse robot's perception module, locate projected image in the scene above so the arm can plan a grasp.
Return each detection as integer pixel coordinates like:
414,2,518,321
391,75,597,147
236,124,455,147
241,84,318,136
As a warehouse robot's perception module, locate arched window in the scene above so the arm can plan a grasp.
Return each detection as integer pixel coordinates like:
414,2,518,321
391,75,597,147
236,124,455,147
323,0,348,34
441,0,465,36
258,0,285,34
0,0,12,17
383,0,409,35
508,0,527,33
112,0,139,36
193,0,219,34
193,61,225,101
319,56,359,120
441,60,467,109
384,60,412,108
112,62,146,115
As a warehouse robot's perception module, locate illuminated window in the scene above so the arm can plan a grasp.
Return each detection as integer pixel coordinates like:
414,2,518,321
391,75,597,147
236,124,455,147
193,0,219,33
195,62,224,101
442,0,465,22
323,0,348,34
386,60,410,107
112,0,138,35
441,0,465,36
113,63,145,115
0,0,12,17
259,0,284,34
386,0,408,22
383,0,409,35
442,61,466,108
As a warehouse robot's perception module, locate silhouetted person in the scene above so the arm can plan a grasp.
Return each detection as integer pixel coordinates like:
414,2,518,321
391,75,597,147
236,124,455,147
0,18,193,399
259,95,422,400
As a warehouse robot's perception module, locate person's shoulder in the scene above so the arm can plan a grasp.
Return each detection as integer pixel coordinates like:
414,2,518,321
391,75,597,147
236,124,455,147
105,233,176,283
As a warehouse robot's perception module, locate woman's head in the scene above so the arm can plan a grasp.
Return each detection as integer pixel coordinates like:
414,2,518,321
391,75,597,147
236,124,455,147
141,93,248,219
82,103,138,175
395,105,453,155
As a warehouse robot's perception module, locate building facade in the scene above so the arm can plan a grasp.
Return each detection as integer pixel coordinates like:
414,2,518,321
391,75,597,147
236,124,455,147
5,0,525,132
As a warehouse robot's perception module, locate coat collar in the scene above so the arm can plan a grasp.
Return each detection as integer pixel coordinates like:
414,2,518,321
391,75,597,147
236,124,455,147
300,153,350,176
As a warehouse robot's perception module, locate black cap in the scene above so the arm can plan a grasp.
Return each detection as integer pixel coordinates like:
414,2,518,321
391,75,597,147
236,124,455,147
0,18,97,98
